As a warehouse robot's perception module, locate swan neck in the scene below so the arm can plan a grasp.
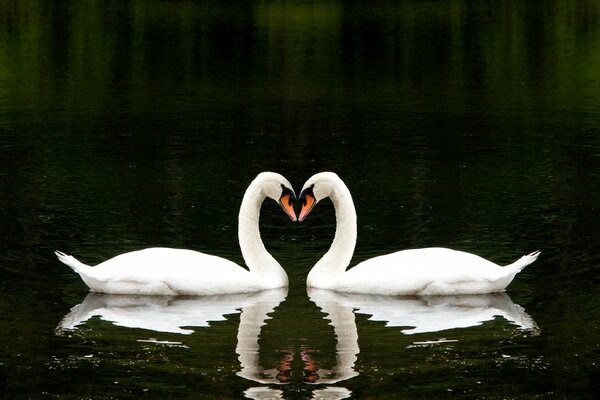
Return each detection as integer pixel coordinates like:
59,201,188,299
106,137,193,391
311,182,357,281
238,184,287,284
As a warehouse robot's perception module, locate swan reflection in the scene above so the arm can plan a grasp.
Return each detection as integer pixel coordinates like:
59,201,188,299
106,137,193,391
57,288,535,400
235,289,290,384
309,288,538,336
59,289,352,400
236,291,355,399
244,386,352,400
306,290,360,385
235,292,355,393
58,288,287,335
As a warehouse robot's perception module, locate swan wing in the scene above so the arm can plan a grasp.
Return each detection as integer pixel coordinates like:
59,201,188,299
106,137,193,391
78,248,259,295
343,248,512,295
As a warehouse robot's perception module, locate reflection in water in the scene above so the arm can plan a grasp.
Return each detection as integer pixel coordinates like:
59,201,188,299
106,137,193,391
57,288,536,399
307,290,360,385
303,289,537,399
58,289,355,400
235,289,289,385
244,386,352,400
309,288,538,338
58,289,287,335
244,387,284,400
310,387,352,400
235,291,354,399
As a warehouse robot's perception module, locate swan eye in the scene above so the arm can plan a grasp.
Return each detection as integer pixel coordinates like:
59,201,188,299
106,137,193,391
300,186,315,206
279,185,296,205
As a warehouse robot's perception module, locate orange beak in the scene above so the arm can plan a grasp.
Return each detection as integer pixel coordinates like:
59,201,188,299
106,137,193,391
279,193,297,222
299,192,316,222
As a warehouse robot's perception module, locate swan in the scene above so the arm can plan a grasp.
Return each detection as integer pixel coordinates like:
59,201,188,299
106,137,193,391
55,172,297,295
298,172,540,295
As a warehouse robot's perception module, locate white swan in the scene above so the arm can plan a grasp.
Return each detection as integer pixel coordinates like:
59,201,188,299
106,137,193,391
55,172,297,295
298,172,540,295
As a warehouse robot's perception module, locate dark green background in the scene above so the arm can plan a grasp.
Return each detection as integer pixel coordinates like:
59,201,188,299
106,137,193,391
1,1,599,398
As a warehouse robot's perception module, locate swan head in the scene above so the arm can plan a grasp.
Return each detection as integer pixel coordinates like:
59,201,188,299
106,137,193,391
298,172,344,222
253,172,297,222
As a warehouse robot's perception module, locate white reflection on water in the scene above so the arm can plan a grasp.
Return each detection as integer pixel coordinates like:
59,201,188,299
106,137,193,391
56,288,536,400
235,291,355,398
57,288,287,335
58,289,354,400
235,289,289,385
308,288,538,338
244,386,352,400
306,289,361,385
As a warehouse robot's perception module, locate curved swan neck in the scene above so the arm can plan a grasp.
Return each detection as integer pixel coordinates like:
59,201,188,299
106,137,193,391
238,181,287,284
309,179,357,282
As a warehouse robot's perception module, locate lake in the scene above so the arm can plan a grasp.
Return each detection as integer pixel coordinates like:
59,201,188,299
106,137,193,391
1,0,599,398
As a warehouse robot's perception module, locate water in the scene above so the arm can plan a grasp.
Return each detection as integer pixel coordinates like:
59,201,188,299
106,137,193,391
1,0,599,398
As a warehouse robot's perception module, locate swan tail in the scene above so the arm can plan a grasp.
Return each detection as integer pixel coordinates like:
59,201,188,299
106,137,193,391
505,250,541,272
55,250,91,273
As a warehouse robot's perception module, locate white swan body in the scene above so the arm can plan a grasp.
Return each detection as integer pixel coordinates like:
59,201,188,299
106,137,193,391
299,172,540,295
55,172,297,295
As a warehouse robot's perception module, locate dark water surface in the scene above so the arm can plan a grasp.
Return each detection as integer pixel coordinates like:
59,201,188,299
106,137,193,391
1,0,600,398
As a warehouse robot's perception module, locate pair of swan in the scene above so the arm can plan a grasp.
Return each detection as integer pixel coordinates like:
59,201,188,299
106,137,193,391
55,172,540,296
